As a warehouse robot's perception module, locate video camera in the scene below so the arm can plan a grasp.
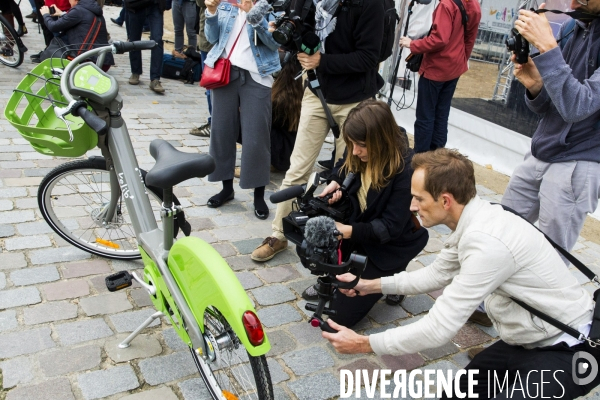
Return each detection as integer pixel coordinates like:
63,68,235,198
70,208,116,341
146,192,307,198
268,0,319,54
270,172,368,332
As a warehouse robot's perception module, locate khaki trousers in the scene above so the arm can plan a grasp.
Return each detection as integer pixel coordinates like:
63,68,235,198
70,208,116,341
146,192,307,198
272,88,359,240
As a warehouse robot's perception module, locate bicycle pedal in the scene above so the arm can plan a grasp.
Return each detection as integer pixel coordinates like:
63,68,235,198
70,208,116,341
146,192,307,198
105,271,133,292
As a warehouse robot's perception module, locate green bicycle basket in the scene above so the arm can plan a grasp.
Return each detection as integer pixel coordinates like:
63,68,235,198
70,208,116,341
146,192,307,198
4,58,98,158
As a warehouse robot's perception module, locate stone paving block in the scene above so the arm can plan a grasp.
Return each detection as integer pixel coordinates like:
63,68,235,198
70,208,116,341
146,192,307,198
416,254,438,267
178,377,213,400
424,238,444,253
420,342,459,361
211,214,248,227
235,271,263,290
0,356,34,388
138,350,197,385
338,358,382,376
130,288,154,307
451,351,471,369
29,247,91,265
432,224,452,235
0,271,5,289
0,199,13,211
39,344,101,377
212,242,237,257
232,238,265,255
369,302,409,324
287,372,340,400
406,260,425,272
162,327,190,351
265,329,296,356
78,365,140,400
15,198,38,210
5,378,75,400
364,323,396,336
0,187,27,198
109,308,161,332
477,322,499,338
185,207,219,217
0,286,41,309
0,309,16,332
190,230,218,243
105,333,163,362
268,358,290,384
188,217,215,231
0,251,27,270
293,261,314,277
23,300,78,325
287,277,319,297
80,292,133,316
402,294,435,315
41,279,90,300
0,210,35,224
0,224,15,238
0,327,55,358
15,221,53,235
288,321,327,346
281,346,335,376
61,260,111,278
257,304,303,328
120,386,179,400
265,250,300,267
55,318,114,346
111,258,145,271
400,314,424,326
256,265,301,283
10,265,60,286
381,352,425,371
226,255,259,271
251,285,296,306
212,226,251,241
452,324,492,348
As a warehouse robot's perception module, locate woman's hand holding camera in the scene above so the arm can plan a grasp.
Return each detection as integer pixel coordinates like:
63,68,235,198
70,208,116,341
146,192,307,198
318,181,341,204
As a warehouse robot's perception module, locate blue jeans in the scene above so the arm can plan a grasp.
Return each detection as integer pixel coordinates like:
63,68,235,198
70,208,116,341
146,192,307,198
172,0,197,52
126,5,163,81
115,7,126,25
413,76,459,153
200,50,212,123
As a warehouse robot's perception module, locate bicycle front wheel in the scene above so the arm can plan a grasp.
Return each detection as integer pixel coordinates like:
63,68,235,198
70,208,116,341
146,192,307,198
38,157,163,260
0,14,24,67
192,306,273,400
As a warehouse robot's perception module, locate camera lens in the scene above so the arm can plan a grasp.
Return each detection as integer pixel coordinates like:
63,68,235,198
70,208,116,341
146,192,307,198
505,37,516,52
273,21,295,45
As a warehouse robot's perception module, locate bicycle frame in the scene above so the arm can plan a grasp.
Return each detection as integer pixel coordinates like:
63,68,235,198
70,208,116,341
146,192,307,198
59,46,270,359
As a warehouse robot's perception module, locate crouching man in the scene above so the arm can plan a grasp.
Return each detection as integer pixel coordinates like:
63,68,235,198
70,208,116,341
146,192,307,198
324,148,599,399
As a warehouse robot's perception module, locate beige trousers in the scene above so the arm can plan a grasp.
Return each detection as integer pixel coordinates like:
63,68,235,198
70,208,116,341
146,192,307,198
272,88,360,240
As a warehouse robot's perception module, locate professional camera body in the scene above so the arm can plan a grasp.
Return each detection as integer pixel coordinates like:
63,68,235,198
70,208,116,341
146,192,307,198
506,28,530,64
269,0,318,54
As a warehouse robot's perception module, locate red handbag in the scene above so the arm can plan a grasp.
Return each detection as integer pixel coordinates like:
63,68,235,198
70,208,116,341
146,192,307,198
200,22,246,89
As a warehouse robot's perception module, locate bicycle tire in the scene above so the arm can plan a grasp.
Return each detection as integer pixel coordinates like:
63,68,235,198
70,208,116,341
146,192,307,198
0,14,24,67
191,306,274,400
38,157,175,260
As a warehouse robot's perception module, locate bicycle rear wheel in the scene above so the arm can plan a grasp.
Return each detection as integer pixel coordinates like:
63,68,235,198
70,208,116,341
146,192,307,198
38,157,165,260
0,14,24,67
192,306,273,400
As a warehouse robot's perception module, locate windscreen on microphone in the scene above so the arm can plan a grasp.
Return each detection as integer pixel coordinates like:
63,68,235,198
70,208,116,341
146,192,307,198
301,32,321,55
246,0,272,26
270,185,305,203
304,216,337,248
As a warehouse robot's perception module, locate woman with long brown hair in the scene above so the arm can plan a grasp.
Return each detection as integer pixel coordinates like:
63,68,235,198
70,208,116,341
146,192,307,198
302,99,429,327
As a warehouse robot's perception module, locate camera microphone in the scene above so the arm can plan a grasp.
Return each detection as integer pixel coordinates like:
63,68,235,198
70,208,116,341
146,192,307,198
304,216,338,248
246,0,271,26
270,185,305,204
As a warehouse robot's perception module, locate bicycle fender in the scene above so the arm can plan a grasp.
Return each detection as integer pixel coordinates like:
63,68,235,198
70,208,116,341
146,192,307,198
168,237,271,357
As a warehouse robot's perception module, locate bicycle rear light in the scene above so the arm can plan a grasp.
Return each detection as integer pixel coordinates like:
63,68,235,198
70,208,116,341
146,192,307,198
242,311,265,346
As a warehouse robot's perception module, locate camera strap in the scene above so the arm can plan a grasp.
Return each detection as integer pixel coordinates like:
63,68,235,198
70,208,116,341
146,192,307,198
535,8,600,22
499,205,600,345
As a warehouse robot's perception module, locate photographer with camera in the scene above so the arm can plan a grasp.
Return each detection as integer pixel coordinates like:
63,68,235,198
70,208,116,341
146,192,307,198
301,99,428,327
250,0,385,262
323,148,600,399
500,1,600,262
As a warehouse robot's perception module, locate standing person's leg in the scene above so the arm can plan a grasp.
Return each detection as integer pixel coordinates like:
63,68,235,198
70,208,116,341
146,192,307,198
537,160,600,255
33,0,52,46
127,9,144,83
238,69,272,218
27,0,36,18
413,76,442,153
200,51,212,123
9,0,26,35
190,50,212,137
430,77,459,150
146,5,164,91
172,0,184,53
183,1,197,50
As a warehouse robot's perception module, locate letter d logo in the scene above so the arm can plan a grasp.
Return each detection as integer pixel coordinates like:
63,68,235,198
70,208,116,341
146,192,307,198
572,351,598,386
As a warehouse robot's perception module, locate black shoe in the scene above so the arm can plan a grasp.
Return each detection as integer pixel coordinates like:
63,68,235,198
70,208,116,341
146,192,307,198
207,191,234,208
318,159,334,170
254,209,269,220
385,294,405,306
25,12,36,18
17,25,27,36
302,285,319,301
110,18,123,27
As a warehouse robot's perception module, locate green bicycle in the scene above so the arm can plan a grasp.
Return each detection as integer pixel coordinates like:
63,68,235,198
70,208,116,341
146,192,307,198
5,42,273,400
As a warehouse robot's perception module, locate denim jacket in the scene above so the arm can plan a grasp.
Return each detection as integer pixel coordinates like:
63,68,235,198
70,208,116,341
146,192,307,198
204,3,281,77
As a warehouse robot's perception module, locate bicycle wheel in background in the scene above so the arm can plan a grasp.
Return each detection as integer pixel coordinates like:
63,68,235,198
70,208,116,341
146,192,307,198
38,157,168,260
0,14,24,67
192,306,273,400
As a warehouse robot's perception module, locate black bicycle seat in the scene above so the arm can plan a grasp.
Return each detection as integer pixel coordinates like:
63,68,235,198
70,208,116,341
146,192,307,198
145,139,215,189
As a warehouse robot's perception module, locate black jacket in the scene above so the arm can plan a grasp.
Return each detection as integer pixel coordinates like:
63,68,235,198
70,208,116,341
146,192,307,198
314,0,384,105
331,150,428,271
43,0,114,66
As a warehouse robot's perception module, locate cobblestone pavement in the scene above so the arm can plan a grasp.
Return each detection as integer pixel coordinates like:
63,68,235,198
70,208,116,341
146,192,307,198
1,6,600,400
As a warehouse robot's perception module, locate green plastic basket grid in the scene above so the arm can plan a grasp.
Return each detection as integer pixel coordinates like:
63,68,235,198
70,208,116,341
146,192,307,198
4,58,98,158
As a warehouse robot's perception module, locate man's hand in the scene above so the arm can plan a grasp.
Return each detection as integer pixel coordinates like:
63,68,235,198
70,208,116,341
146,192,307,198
205,0,219,15
234,0,253,14
512,54,544,97
514,3,557,54
298,52,321,70
318,181,341,204
322,319,373,354
336,273,382,297
399,36,412,49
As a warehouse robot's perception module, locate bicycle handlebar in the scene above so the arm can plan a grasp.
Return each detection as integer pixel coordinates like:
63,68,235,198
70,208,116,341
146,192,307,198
113,40,157,54
71,101,108,136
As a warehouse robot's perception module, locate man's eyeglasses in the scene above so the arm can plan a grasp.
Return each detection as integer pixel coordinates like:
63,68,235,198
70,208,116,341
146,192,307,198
576,0,588,5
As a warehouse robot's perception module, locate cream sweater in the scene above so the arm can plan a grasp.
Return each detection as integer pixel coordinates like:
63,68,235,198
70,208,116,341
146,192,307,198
369,196,594,356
